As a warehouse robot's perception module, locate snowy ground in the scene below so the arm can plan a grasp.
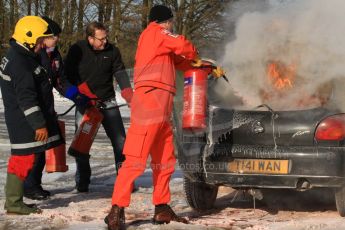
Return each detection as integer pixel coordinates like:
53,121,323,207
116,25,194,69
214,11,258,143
1,91,345,229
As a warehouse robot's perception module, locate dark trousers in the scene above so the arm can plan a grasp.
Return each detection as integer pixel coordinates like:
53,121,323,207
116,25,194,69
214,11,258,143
23,152,45,191
74,104,126,187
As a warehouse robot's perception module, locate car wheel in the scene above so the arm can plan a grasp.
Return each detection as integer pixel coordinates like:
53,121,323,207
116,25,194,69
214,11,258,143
335,186,345,217
183,176,218,211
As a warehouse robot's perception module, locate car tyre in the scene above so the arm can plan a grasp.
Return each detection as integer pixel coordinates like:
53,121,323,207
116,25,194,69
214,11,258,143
183,176,218,211
335,186,345,217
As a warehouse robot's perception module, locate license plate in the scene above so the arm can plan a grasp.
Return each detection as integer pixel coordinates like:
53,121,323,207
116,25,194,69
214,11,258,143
228,159,289,174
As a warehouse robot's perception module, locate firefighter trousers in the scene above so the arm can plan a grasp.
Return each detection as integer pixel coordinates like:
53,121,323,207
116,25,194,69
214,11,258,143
23,152,45,190
112,87,176,207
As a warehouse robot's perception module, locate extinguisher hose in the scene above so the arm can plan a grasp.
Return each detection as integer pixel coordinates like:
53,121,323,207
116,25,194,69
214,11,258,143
57,104,76,117
57,103,128,117
98,103,128,110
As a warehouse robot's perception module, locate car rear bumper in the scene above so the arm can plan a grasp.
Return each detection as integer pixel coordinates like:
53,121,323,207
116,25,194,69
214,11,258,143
203,173,345,188
178,143,345,188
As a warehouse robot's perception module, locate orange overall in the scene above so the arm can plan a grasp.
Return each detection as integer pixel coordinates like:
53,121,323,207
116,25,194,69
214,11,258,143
111,22,197,207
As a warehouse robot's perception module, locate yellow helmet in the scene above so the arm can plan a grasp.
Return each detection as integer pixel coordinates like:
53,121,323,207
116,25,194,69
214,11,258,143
12,16,53,49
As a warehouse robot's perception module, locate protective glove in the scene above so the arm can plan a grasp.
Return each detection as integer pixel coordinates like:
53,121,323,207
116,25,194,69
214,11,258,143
121,87,133,106
35,127,48,142
211,66,226,78
77,82,98,99
64,85,90,106
191,56,203,67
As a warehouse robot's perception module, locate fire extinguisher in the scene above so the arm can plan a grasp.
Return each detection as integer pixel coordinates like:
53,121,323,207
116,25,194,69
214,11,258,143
45,120,69,173
182,67,209,130
68,106,104,157
45,103,77,173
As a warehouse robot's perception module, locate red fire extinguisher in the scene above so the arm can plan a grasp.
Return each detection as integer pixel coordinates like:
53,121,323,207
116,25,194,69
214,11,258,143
45,120,69,173
182,67,209,130
68,106,104,157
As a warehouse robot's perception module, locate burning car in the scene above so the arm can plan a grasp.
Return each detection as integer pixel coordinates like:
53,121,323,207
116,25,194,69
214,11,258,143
173,61,345,216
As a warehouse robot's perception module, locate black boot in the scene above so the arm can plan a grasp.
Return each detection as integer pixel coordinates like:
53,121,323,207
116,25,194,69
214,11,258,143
23,152,50,200
75,155,91,193
24,186,50,200
104,205,125,230
153,204,188,224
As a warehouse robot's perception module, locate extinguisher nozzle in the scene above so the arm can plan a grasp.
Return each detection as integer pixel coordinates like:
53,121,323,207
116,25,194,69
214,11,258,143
222,75,229,83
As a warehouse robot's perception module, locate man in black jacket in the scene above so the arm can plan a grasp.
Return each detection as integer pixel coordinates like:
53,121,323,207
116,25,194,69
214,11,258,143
23,16,70,200
64,22,133,192
0,16,64,214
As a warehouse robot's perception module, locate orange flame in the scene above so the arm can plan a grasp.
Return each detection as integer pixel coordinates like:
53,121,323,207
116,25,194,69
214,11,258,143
267,61,296,90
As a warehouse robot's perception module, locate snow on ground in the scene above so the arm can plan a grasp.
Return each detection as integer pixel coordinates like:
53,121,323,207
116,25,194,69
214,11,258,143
1,92,345,229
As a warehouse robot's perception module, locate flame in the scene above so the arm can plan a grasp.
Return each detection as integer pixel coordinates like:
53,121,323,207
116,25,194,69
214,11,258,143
267,61,296,90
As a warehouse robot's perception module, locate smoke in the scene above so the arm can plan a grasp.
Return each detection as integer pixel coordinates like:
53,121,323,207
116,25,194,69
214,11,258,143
216,0,345,111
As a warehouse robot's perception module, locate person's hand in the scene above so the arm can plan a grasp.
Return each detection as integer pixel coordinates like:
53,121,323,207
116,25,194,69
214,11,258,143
191,57,203,67
35,127,48,142
121,87,133,107
74,93,90,106
64,85,90,106
78,82,98,99
211,66,226,78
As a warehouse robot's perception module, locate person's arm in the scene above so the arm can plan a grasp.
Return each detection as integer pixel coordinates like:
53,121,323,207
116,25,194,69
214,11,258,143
62,44,92,105
112,46,133,104
52,48,64,93
160,30,198,60
173,54,193,72
63,44,82,88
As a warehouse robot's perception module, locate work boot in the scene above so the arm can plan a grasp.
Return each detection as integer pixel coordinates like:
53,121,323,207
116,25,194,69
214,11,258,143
36,185,51,196
104,205,125,230
4,173,42,215
24,186,50,200
75,156,91,193
153,204,188,224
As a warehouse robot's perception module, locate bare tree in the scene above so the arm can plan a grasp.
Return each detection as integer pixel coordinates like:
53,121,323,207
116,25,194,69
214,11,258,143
27,0,32,15
34,0,39,15
77,0,85,36
0,0,234,65
9,0,19,27
44,0,50,16
142,0,152,29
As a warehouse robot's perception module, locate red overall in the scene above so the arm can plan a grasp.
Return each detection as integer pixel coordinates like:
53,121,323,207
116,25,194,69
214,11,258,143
111,22,197,207
8,154,36,181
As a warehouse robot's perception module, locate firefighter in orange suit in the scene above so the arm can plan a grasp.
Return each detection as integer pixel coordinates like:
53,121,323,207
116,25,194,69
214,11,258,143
104,5,224,229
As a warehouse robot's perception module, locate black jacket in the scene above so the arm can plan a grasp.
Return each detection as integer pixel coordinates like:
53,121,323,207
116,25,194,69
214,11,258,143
0,40,63,155
39,47,64,93
64,40,131,100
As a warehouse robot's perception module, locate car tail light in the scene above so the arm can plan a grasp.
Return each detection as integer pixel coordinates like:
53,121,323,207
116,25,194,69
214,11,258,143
315,114,345,141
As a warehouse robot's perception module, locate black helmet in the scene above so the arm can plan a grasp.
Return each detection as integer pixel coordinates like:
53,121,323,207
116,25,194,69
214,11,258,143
149,5,173,23
42,16,62,36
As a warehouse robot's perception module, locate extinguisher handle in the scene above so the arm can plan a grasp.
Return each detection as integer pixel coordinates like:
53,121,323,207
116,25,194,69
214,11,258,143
198,65,229,83
196,58,229,83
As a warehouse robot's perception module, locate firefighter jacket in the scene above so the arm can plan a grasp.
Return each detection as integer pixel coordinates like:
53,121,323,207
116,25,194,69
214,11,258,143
64,40,131,101
0,40,63,155
134,22,198,93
